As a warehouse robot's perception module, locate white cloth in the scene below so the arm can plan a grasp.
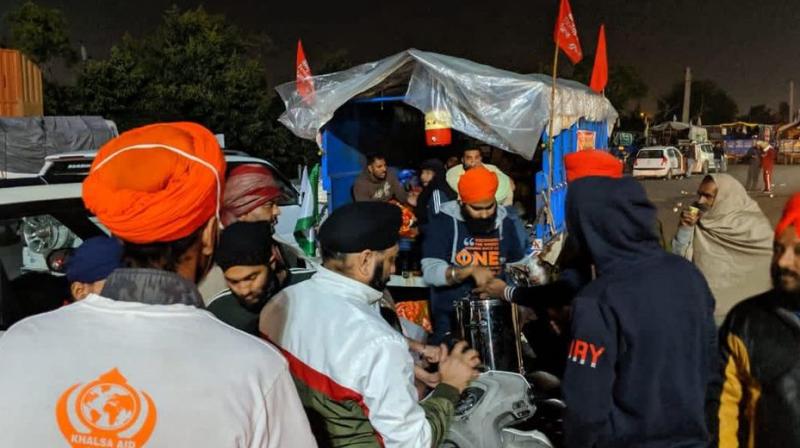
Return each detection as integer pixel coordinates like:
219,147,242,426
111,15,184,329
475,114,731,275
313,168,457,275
0,295,316,448
445,163,514,205
260,266,435,447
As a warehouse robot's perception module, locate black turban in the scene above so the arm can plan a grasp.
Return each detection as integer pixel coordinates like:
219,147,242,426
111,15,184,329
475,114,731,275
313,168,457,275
215,222,274,271
319,202,402,253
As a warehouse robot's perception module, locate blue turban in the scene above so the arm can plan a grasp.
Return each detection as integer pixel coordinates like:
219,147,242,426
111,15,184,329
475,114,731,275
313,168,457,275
66,236,123,283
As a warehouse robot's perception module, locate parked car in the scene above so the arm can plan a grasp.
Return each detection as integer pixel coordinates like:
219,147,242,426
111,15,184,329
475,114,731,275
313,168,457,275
632,146,685,179
678,142,718,175
0,179,101,279
0,152,302,278
38,150,302,244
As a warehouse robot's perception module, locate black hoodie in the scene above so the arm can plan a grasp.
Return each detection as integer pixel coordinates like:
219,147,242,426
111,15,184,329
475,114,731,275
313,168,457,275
415,158,456,226
562,176,717,448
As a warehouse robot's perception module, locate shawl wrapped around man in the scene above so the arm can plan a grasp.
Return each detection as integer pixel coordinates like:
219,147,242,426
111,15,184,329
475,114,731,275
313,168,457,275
674,174,773,318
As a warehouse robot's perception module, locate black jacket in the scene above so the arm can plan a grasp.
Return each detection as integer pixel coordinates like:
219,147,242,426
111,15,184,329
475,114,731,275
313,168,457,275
562,176,717,448
708,290,800,448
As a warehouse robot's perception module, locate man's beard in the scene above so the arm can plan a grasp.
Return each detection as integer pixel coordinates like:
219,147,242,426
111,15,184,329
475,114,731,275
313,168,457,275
772,265,800,308
369,261,390,291
463,209,497,236
236,273,277,313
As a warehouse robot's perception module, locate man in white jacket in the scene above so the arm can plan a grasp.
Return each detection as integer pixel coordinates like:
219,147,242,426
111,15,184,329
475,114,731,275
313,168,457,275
0,122,316,448
261,201,480,447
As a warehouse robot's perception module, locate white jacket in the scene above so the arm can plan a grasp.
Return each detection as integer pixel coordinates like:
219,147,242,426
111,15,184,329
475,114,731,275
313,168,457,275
0,294,316,447
260,266,437,447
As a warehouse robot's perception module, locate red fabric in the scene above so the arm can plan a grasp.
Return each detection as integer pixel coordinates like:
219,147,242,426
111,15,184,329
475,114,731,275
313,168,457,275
458,166,499,204
221,164,282,226
589,24,608,93
776,193,800,238
82,122,225,244
763,170,773,193
564,149,623,183
761,146,776,170
554,0,583,64
260,332,385,447
296,40,316,102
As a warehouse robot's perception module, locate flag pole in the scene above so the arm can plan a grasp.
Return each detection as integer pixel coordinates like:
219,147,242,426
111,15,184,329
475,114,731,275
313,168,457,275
546,43,560,236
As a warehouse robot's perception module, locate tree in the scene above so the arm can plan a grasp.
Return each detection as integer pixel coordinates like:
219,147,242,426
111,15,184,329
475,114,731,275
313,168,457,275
71,6,317,171
4,1,76,72
740,104,779,124
572,59,648,111
656,80,738,124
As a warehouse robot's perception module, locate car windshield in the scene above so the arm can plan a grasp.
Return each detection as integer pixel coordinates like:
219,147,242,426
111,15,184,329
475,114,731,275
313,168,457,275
638,150,664,158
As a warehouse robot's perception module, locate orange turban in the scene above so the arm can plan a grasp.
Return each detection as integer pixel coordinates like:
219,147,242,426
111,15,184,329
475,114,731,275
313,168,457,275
775,193,800,238
458,166,498,204
83,122,226,244
565,149,623,183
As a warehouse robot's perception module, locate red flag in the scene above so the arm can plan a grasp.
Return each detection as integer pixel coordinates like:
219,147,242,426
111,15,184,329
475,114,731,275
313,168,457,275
296,40,315,101
590,24,608,93
553,0,583,64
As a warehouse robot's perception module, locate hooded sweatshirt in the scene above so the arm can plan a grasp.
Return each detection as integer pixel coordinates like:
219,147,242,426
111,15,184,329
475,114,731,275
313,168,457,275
562,177,716,448
421,200,526,343
416,159,456,226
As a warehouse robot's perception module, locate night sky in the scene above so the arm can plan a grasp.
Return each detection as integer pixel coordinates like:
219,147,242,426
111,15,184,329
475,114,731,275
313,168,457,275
2,0,799,114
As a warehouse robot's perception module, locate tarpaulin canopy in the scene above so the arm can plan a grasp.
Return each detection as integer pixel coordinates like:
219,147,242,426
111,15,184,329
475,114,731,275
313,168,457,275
650,121,691,131
0,116,117,175
276,49,618,160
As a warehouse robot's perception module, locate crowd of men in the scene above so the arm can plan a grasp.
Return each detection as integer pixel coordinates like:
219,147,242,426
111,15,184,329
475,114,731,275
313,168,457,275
0,122,799,447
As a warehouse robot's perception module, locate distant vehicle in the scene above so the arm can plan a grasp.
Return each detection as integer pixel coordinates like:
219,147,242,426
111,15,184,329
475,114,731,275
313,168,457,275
678,142,718,175
632,146,685,179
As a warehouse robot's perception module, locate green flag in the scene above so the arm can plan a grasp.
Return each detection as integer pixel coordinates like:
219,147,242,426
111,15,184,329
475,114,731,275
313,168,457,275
294,164,320,257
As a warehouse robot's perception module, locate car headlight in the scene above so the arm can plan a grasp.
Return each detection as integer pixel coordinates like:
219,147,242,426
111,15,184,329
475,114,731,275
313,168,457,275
21,216,75,254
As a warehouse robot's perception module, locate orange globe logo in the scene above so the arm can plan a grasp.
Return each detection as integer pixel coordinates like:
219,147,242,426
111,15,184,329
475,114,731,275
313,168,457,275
77,380,139,432
56,368,157,447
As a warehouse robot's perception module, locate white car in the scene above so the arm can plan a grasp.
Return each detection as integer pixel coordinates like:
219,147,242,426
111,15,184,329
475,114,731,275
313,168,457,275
678,142,718,175
632,146,685,179
0,152,302,277
38,151,303,245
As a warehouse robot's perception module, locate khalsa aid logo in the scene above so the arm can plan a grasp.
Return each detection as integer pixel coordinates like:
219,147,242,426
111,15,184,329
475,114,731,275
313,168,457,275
56,368,157,448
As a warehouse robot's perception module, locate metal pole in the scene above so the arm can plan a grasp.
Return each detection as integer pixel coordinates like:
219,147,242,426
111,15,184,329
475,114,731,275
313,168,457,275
790,80,795,122
546,44,560,236
681,67,692,123
511,303,525,375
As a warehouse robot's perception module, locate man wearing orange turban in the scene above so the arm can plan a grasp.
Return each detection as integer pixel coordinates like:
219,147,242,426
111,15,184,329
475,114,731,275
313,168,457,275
709,192,800,446
564,149,624,183
422,165,527,343
0,122,316,447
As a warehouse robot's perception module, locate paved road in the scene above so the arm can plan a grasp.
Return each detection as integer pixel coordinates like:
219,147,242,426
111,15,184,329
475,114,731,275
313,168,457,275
640,164,800,241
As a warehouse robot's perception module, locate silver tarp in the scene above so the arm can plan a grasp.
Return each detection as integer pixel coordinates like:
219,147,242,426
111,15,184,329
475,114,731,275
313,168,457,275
276,49,618,160
0,116,117,175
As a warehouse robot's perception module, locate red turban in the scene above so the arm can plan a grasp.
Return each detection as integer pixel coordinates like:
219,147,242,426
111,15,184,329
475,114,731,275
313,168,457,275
82,122,226,244
565,149,623,183
221,164,282,226
775,193,800,238
458,166,498,204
